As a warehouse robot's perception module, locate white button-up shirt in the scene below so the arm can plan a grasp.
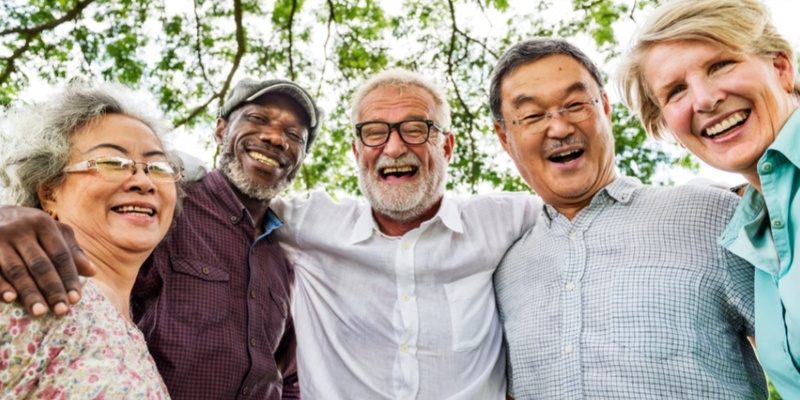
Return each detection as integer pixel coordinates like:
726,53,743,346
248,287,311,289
272,191,539,399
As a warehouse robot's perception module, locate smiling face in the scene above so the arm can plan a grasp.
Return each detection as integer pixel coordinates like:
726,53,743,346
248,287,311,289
494,55,616,219
642,39,797,185
40,113,177,257
352,85,454,224
216,93,309,200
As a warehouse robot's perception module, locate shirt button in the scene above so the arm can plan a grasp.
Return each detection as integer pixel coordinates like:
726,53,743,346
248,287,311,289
565,282,575,291
568,232,577,240
402,293,410,302
230,215,239,222
242,386,250,395
565,345,574,353
250,290,256,299
401,344,409,353
202,267,210,275
772,219,785,229
761,162,773,173
250,338,257,347
402,242,410,250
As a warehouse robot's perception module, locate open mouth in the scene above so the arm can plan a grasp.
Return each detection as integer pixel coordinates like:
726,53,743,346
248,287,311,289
548,149,584,163
380,165,418,179
703,110,750,138
248,151,280,167
112,205,156,217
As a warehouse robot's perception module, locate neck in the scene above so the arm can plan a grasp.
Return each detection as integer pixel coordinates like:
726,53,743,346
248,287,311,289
85,253,143,322
742,170,762,193
373,197,443,237
229,183,272,236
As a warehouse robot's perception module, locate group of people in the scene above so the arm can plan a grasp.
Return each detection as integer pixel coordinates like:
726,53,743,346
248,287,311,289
0,0,797,398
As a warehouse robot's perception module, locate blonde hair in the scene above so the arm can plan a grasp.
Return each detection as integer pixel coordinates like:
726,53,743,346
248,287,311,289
617,0,798,139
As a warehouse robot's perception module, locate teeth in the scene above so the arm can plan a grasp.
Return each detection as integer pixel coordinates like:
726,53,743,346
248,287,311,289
383,166,414,174
705,111,748,137
248,151,279,167
553,149,579,158
115,206,154,216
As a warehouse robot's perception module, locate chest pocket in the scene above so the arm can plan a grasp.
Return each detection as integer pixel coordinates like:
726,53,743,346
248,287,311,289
444,269,498,352
168,258,230,326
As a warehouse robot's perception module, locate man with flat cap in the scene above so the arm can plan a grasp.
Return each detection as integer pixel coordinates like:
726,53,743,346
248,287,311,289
130,77,322,399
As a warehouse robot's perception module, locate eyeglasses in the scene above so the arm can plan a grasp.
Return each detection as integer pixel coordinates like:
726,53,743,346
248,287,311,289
63,156,183,182
355,119,444,147
507,93,603,135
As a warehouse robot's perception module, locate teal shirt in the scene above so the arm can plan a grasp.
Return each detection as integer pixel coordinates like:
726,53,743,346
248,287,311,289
720,109,800,398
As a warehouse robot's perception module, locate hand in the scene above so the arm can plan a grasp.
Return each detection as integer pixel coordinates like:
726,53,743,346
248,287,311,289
0,205,95,316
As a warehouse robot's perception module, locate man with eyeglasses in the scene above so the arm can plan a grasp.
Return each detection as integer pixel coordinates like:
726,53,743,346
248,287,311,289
489,38,765,398
0,77,322,399
266,68,540,399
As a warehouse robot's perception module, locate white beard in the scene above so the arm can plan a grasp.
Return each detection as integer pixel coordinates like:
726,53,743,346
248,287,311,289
358,145,448,224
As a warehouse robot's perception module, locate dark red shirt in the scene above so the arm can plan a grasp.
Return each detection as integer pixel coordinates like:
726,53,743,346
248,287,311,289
132,170,298,399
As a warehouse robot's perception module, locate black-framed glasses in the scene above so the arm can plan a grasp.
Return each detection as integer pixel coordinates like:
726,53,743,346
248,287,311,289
63,156,183,182
507,93,603,135
355,119,444,147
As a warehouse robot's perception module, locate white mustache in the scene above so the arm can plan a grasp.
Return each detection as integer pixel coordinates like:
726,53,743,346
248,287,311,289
374,153,422,170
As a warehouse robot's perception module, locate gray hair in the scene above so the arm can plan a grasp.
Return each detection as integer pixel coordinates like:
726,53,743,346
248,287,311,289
0,81,177,210
350,68,451,135
489,37,605,123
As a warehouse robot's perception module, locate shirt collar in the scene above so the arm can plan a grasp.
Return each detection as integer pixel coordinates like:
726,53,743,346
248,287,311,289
203,170,283,234
542,175,636,220
768,107,800,168
348,196,462,244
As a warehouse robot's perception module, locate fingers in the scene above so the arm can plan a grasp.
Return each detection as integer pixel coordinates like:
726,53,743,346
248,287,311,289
0,205,82,316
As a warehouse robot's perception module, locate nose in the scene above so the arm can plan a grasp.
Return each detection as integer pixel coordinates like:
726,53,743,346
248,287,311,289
258,128,289,151
544,113,575,139
691,80,723,113
382,128,408,158
126,163,156,193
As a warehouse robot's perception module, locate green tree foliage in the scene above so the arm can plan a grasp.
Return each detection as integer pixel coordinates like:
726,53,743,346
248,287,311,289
0,0,699,197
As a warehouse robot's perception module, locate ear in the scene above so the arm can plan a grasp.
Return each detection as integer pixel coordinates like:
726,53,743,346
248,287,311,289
601,91,612,123
37,184,59,215
493,120,512,155
772,51,796,93
214,118,228,145
351,140,360,161
442,131,456,163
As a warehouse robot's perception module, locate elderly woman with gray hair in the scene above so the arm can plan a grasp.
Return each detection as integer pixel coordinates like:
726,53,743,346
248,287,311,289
618,0,800,397
0,82,180,398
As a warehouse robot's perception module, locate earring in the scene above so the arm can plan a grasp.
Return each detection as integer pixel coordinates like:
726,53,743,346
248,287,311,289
46,209,58,220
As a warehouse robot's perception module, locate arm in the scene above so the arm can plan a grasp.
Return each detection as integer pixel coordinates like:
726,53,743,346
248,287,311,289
276,311,300,399
0,205,95,316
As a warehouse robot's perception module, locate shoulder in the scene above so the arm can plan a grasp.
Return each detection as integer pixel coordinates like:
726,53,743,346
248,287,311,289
452,191,541,212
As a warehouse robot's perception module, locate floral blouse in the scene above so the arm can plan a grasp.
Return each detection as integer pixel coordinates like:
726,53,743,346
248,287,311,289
0,278,169,399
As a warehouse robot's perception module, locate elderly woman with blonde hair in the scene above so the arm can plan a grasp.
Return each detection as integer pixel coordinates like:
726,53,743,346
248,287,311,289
0,82,180,398
618,0,800,397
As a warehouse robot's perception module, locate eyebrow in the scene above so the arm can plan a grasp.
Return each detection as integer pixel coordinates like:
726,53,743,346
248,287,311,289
510,81,593,110
84,143,167,158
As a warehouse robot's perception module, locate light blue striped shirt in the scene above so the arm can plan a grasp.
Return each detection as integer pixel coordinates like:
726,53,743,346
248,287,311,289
495,177,766,399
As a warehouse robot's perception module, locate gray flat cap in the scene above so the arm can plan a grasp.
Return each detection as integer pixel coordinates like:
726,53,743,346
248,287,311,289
218,78,323,151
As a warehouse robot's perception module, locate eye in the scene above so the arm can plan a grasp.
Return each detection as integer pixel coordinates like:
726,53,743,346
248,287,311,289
94,157,129,171
285,130,306,144
565,102,587,112
664,84,686,103
520,112,545,123
246,113,269,124
709,60,735,74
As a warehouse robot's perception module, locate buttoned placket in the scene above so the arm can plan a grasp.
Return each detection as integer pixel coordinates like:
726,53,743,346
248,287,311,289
391,227,424,400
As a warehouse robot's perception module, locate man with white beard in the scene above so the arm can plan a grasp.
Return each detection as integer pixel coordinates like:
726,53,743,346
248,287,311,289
270,68,541,399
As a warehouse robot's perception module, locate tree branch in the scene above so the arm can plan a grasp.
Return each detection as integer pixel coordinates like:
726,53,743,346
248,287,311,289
0,0,96,36
446,0,479,193
315,0,336,96
287,0,299,81
0,38,32,86
192,0,212,85
174,0,246,128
